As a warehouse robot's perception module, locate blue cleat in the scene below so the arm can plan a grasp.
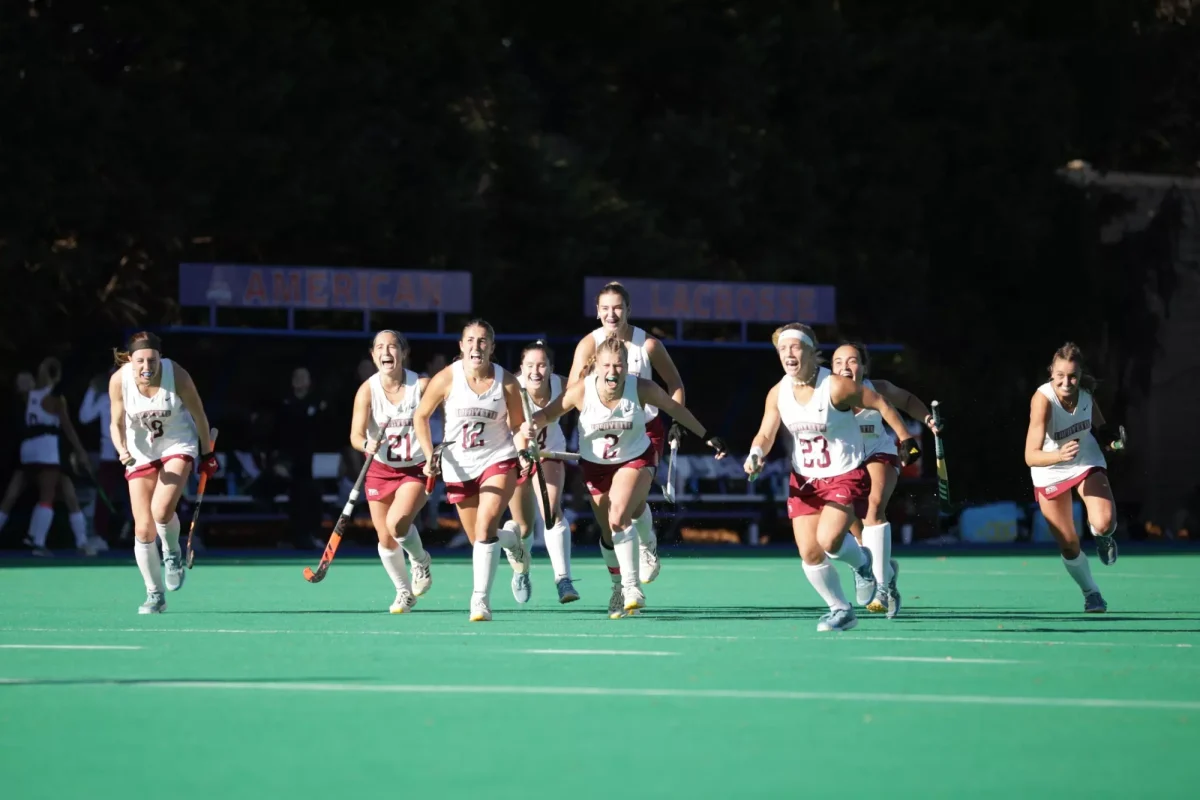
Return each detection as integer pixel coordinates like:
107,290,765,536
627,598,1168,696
817,607,858,632
853,549,878,607
1084,590,1107,613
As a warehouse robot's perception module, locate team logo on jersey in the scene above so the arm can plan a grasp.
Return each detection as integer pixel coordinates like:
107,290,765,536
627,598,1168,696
1053,420,1090,441
454,408,499,420
787,421,827,434
1044,483,1060,495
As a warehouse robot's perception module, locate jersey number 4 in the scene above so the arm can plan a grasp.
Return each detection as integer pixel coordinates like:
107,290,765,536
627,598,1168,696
385,433,412,462
798,435,831,469
460,421,486,450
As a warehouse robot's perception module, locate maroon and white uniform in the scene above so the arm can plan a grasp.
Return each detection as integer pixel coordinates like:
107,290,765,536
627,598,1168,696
777,371,869,518
857,378,900,471
363,369,426,502
590,326,667,456
578,374,656,496
1030,383,1107,501
120,359,198,480
440,361,520,504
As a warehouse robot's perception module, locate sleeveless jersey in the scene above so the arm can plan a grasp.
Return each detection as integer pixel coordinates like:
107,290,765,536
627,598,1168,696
578,374,651,465
519,373,567,455
1030,383,1106,489
440,361,518,482
121,359,199,467
777,371,864,479
367,369,425,468
591,325,658,421
856,378,898,459
23,386,60,441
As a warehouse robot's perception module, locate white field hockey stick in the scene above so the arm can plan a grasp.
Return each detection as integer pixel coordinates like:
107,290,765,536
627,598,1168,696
519,387,557,528
539,450,579,461
662,430,681,505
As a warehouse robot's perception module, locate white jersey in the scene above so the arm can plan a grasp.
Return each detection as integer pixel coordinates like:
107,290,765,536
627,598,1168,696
857,378,898,459
591,326,658,421
579,374,651,465
367,369,425,468
1030,383,1107,489
120,359,199,468
777,371,864,479
20,386,61,466
440,361,518,482
519,373,567,455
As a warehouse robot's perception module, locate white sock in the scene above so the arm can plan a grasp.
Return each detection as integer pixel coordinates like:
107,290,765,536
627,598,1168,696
377,543,412,591
861,523,893,583
1062,552,1099,593
68,511,88,547
611,525,639,590
28,504,54,547
497,520,521,551
802,558,852,611
156,514,181,556
0,510,9,532
472,540,500,599
532,514,546,548
134,539,164,593
397,525,427,563
543,518,571,581
633,506,656,551
600,542,622,586
827,533,868,570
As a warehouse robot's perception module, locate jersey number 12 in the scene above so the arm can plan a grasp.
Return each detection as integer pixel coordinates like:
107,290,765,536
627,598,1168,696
461,421,485,450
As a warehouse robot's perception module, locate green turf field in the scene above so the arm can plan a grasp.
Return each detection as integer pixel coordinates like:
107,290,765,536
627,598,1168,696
2,552,1198,798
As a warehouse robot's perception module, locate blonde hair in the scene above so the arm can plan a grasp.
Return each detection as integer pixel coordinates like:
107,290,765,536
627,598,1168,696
1049,341,1097,392
582,334,627,380
771,323,825,369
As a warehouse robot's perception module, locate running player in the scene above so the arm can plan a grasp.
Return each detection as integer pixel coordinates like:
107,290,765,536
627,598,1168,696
109,332,216,614
830,342,940,618
348,329,434,614
744,324,919,632
413,319,534,622
506,340,579,604
567,281,684,585
0,361,92,556
1025,342,1123,612
526,335,727,618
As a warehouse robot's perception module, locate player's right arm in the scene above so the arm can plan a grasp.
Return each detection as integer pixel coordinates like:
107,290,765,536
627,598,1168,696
565,336,596,389
349,381,380,455
1025,391,1076,467
107,369,130,465
413,365,454,474
745,384,782,477
524,380,585,440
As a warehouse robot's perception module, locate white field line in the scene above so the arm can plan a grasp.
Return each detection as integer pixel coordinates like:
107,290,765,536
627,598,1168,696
516,649,678,656
857,656,1024,665
0,644,143,651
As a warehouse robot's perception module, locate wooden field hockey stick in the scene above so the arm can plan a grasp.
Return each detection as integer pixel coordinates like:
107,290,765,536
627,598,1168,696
185,428,218,569
519,387,556,528
303,436,378,583
930,401,951,515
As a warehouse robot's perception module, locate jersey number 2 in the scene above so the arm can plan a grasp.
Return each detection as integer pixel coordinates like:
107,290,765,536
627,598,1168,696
386,433,412,462
461,421,485,450
601,434,620,460
798,435,831,469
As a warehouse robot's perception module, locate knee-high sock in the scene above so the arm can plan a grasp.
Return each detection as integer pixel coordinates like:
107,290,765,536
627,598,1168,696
634,506,656,551
827,532,868,570
134,539,164,593
397,524,427,562
472,540,500,599
156,514,181,556
861,523,893,583
28,504,54,548
610,525,639,590
600,541,621,586
543,517,571,581
802,558,851,612
378,543,412,591
1063,552,1098,593
68,511,89,548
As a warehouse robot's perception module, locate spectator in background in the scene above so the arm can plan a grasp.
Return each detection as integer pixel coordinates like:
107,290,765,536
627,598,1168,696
273,367,329,550
79,368,126,545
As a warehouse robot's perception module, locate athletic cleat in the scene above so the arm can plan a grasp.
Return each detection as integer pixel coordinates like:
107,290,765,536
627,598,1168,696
556,577,580,604
163,550,185,591
469,595,491,622
852,548,878,607
639,539,660,584
886,560,902,619
512,572,532,604
1084,590,1107,613
816,607,858,632
138,592,166,615
410,552,433,596
504,536,532,603
866,559,899,614
1094,534,1118,566
608,586,627,619
623,586,646,613
389,587,417,614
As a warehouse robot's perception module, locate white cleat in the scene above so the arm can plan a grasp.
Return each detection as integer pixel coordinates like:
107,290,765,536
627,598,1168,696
163,550,185,591
139,592,166,615
469,594,492,622
623,586,646,614
389,587,417,614
639,539,660,584
409,552,433,597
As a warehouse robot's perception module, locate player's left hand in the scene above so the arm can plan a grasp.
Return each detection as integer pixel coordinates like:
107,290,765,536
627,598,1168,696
924,414,943,436
517,449,536,477
899,438,921,466
706,436,728,459
197,451,219,479
668,422,685,447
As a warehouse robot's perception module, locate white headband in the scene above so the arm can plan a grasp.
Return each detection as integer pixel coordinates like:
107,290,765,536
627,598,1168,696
776,329,814,349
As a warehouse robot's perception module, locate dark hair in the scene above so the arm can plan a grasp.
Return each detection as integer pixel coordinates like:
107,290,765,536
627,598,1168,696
462,318,495,341
841,341,871,376
372,329,410,354
1048,342,1097,392
596,282,631,312
113,330,161,366
38,357,62,387
521,339,555,369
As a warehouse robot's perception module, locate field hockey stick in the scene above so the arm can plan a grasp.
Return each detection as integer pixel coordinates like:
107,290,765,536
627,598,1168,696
930,401,951,515
185,428,218,569
747,451,762,483
424,443,446,494
304,438,379,583
519,387,556,528
539,450,579,461
663,435,680,505
1107,425,1127,452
